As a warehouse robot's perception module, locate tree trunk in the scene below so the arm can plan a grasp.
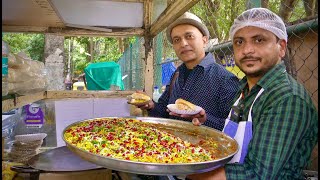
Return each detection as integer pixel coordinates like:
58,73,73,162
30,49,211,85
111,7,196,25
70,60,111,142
228,0,241,41
303,0,316,17
89,37,93,62
70,37,74,78
167,0,174,5
118,37,124,53
85,38,90,62
195,0,220,40
262,0,269,8
94,39,100,57
279,0,297,22
316,0,318,15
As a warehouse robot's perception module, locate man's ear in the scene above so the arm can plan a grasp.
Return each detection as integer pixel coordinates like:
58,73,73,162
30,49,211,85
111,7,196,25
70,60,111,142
202,36,209,46
279,39,287,58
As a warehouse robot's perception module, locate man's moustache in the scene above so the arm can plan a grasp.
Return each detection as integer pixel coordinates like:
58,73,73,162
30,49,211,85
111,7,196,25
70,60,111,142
240,56,261,62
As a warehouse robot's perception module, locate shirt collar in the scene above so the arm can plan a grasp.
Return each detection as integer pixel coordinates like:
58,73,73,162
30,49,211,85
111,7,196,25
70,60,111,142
198,52,216,68
257,61,287,89
239,61,287,90
180,52,216,70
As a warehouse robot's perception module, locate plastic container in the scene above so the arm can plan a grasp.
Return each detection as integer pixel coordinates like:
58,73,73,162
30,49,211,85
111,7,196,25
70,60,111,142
2,109,19,149
153,86,161,103
64,73,72,90
2,39,9,96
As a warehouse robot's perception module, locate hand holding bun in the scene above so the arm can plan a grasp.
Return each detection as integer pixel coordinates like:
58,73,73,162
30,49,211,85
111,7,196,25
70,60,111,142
175,98,196,111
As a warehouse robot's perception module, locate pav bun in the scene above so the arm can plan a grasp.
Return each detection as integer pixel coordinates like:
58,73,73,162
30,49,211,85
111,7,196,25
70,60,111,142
175,98,196,111
130,92,151,104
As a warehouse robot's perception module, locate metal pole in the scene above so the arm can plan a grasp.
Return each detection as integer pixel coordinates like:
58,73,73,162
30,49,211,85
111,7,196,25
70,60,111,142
68,38,71,73
129,43,133,89
286,18,318,35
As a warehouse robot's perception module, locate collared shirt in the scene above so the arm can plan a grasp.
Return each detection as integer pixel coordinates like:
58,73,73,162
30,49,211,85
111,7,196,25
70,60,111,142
225,62,318,179
148,52,240,131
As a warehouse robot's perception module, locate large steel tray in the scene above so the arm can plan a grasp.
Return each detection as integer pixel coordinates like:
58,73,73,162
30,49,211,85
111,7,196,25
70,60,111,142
62,117,238,175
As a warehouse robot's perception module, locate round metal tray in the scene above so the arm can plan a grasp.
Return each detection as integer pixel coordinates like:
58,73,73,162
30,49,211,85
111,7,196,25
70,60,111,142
63,117,238,175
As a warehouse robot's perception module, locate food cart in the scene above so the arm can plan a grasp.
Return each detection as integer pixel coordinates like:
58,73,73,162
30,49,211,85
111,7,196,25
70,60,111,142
3,0,318,179
2,0,240,179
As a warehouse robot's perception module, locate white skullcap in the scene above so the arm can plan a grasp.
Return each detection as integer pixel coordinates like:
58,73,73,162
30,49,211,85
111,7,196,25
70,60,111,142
230,8,287,42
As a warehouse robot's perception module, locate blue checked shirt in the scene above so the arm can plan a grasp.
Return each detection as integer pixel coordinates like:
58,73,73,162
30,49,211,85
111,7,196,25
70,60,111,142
148,53,240,131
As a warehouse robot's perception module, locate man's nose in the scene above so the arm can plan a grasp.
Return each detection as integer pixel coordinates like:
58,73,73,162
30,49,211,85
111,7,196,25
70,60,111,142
180,38,188,46
242,42,255,55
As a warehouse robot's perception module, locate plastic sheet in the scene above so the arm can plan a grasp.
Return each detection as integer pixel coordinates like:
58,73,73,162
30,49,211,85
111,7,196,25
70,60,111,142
7,52,47,95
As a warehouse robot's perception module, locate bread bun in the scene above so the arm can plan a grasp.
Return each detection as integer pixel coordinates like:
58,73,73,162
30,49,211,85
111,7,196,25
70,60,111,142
175,98,196,111
130,92,151,103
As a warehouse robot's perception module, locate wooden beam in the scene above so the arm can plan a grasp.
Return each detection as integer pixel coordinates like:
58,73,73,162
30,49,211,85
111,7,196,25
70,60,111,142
48,27,145,37
46,90,135,99
149,0,200,37
2,92,46,112
32,0,64,26
65,24,112,32
2,25,145,37
2,90,137,112
143,0,153,29
2,25,49,33
2,99,15,112
15,92,47,109
106,0,144,2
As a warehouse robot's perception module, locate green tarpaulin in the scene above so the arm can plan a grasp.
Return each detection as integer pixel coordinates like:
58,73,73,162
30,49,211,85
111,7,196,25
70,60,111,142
84,62,124,90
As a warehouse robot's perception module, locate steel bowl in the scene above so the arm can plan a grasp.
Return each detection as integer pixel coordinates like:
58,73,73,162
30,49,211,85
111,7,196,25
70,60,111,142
62,117,238,175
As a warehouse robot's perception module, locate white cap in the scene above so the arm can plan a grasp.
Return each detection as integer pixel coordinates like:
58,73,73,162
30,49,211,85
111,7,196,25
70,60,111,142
230,8,287,42
166,12,210,44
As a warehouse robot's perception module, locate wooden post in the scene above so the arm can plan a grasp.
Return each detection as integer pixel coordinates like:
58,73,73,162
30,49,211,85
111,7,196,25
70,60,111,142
143,0,154,97
144,37,154,97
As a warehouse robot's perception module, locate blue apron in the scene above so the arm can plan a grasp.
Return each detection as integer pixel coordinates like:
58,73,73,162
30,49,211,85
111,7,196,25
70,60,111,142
223,88,264,164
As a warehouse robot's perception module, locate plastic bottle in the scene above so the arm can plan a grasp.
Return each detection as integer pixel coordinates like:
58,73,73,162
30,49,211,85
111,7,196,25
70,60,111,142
153,86,161,103
2,38,9,96
64,73,72,90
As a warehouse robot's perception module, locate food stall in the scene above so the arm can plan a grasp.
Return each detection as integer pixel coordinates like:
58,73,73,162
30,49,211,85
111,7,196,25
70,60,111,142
2,0,238,179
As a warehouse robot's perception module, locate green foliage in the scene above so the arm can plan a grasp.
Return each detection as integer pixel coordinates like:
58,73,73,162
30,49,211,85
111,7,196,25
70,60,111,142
127,36,137,44
64,36,123,76
191,0,247,42
3,33,44,61
26,34,45,61
190,0,309,42
287,0,307,22
267,0,306,22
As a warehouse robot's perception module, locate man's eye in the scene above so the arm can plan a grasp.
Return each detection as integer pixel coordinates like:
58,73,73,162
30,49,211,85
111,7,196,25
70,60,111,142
255,38,264,43
186,34,193,39
234,40,242,45
173,38,180,43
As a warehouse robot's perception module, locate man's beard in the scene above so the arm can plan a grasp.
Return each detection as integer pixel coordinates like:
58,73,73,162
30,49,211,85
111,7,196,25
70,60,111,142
237,56,266,78
245,68,267,78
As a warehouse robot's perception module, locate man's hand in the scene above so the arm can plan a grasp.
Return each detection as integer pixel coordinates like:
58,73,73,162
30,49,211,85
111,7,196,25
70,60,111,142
187,167,226,180
132,90,155,110
167,108,207,125
136,100,154,110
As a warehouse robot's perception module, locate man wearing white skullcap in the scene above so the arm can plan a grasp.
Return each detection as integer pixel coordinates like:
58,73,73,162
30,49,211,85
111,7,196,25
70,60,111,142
188,8,318,180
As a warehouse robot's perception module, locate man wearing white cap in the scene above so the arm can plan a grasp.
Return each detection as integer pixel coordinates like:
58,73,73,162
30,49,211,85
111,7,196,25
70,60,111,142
138,12,240,131
188,7,318,180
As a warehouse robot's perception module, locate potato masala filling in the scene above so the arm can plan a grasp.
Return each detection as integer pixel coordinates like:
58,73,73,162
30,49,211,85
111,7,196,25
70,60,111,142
64,118,217,163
